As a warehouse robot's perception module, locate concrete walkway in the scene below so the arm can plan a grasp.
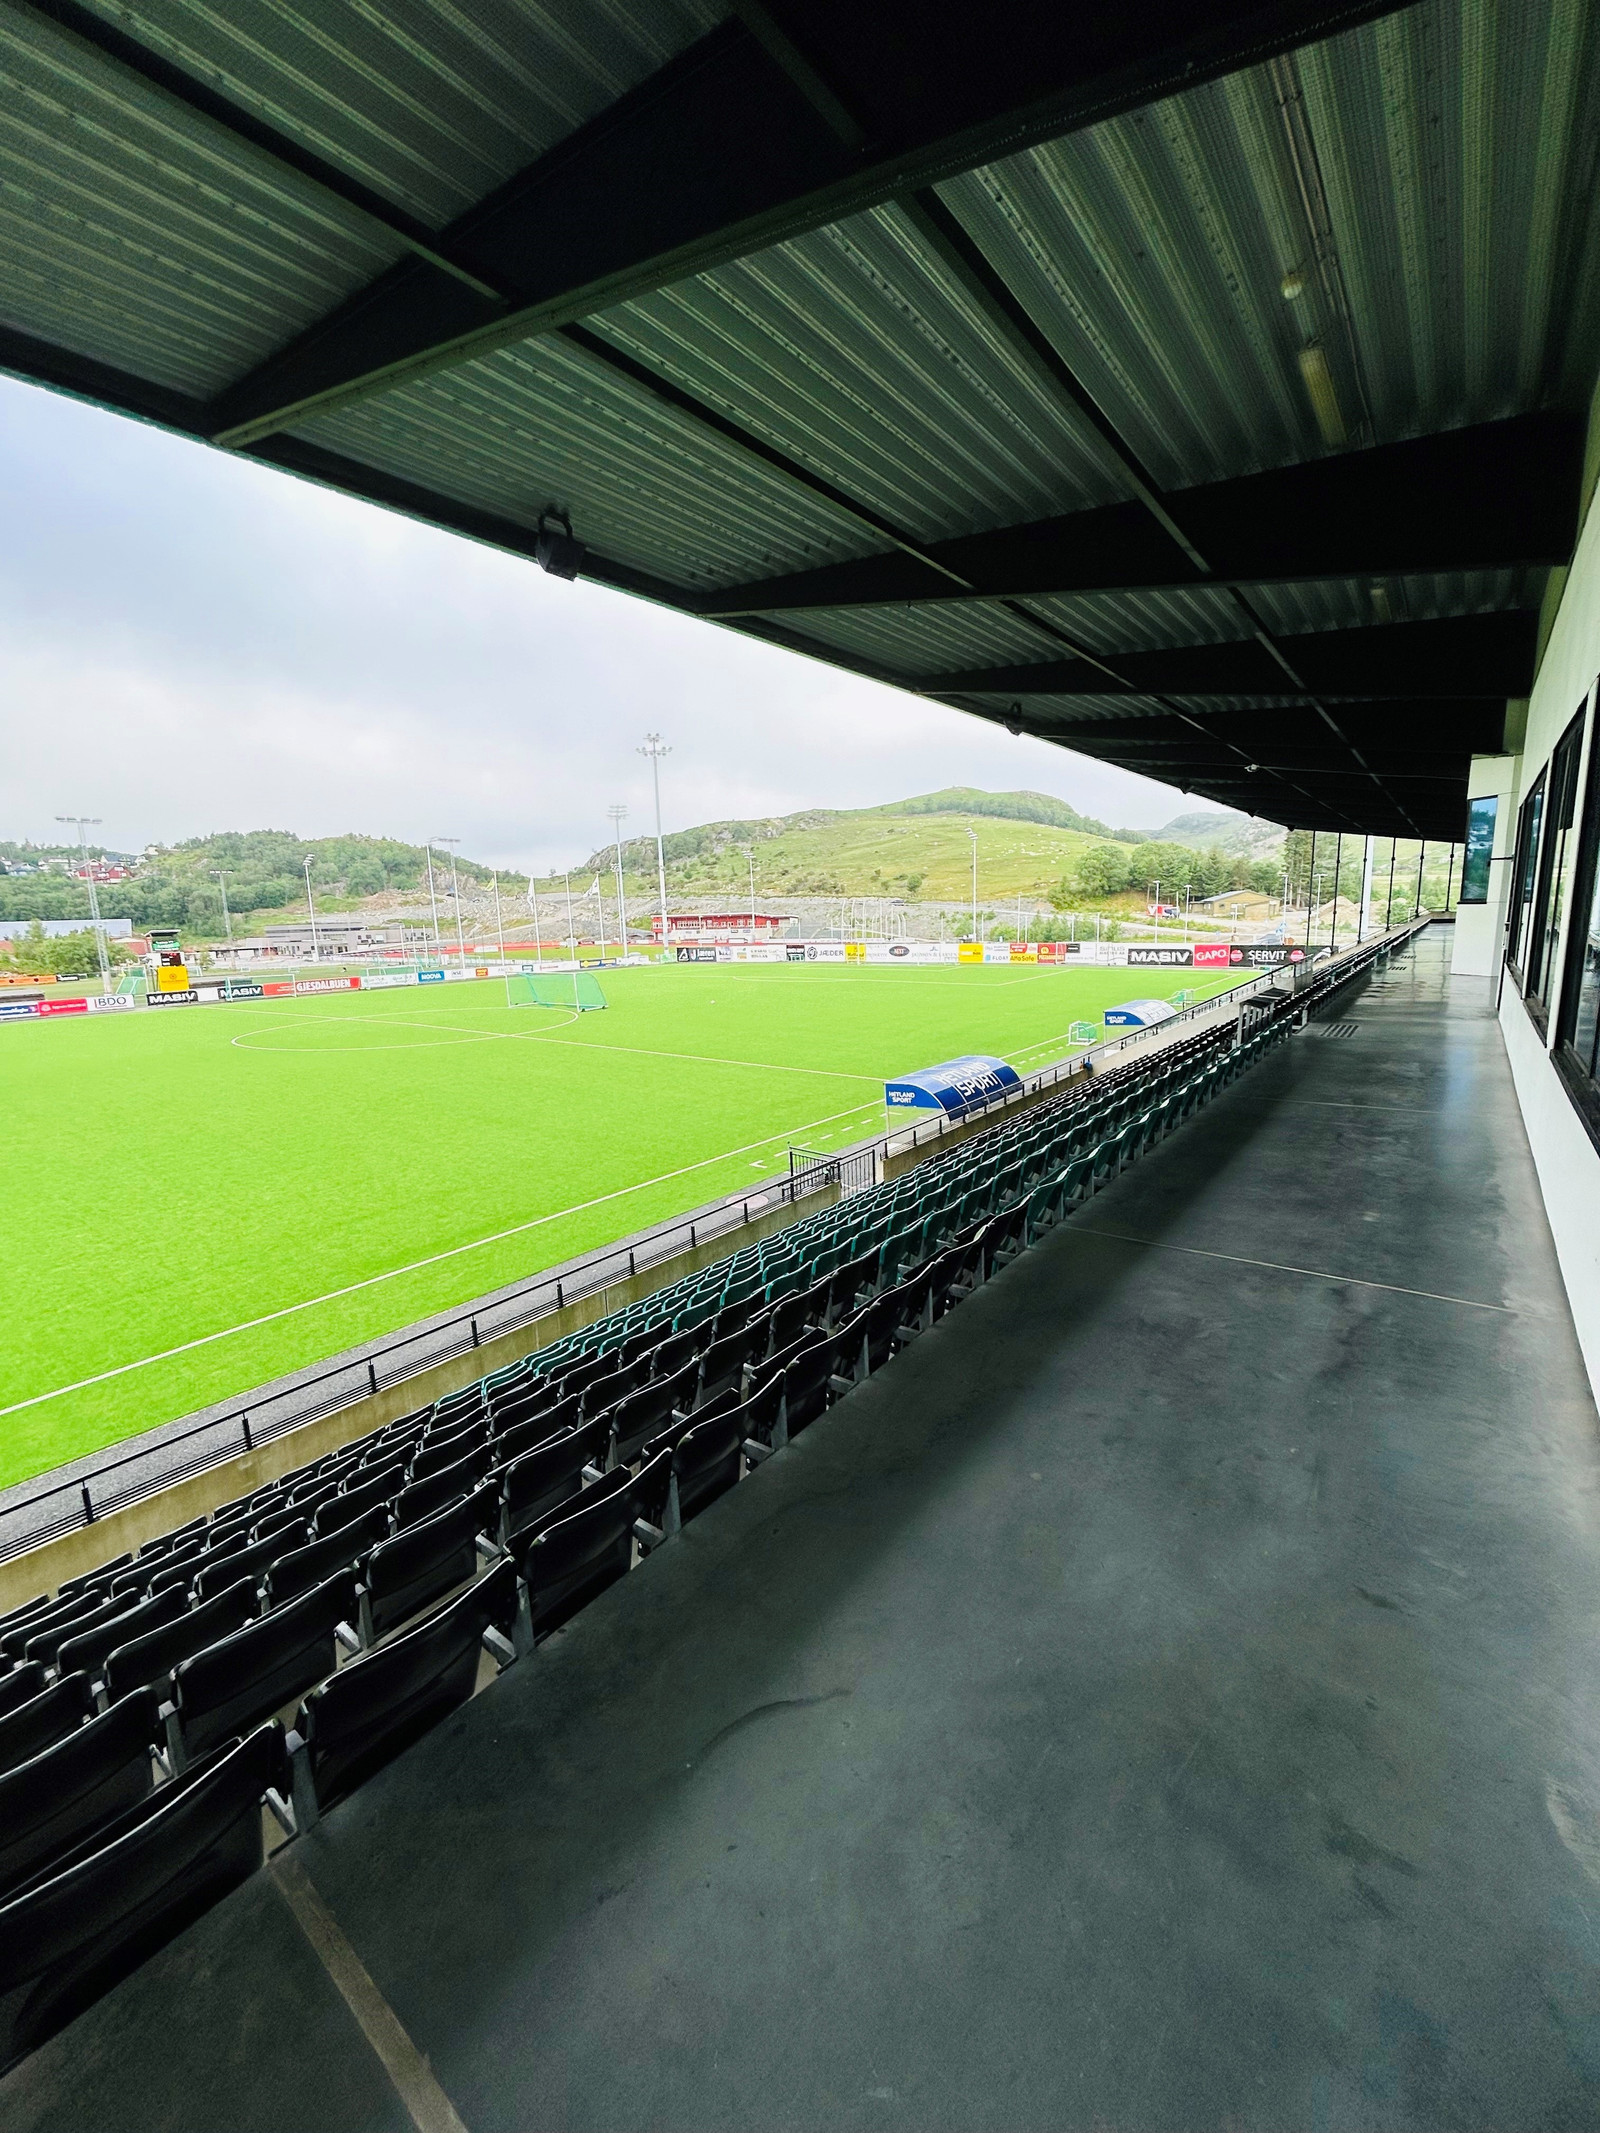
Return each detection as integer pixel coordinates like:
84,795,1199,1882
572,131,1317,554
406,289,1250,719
7,929,1600,2132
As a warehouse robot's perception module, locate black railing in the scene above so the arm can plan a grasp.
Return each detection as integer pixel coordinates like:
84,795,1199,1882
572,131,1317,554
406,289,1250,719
0,926,1426,1569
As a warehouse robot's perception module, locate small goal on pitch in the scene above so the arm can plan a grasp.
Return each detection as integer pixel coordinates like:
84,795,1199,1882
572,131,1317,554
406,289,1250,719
506,972,608,1011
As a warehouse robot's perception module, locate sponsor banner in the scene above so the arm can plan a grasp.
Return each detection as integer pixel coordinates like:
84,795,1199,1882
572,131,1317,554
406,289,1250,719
676,946,718,964
957,943,984,963
726,944,787,962
220,980,264,1000
1036,941,1081,962
804,943,848,962
786,943,808,961
88,993,136,1012
416,969,446,984
1192,943,1232,969
844,941,866,961
1009,943,1038,962
361,972,418,990
294,977,361,995
0,1001,38,1020
1240,944,1307,968
261,981,295,997
37,996,90,1016
1127,946,1194,968
983,943,1012,963
146,989,198,1006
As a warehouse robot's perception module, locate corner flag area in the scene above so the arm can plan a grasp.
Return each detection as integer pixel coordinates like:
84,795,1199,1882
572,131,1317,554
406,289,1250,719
0,959,1248,1486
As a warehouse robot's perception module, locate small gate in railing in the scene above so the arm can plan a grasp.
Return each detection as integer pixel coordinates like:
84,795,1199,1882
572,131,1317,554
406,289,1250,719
789,1143,879,1199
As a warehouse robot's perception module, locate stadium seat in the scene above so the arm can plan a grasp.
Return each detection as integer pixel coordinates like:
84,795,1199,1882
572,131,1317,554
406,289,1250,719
495,1418,611,1547
693,1323,760,1411
193,1520,310,1601
102,1580,258,1705
261,1509,390,1609
57,1555,133,1600
0,1721,286,2077
0,1690,161,1903
602,1359,697,1467
22,1597,129,1671
408,1423,489,1482
494,1392,583,1461
167,1570,360,1771
780,1333,844,1440
247,1504,306,1549
358,1489,494,1647
0,1597,52,1649
0,1674,95,1776
312,1464,404,1538
394,1448,491,1530
56,1588,188,1680
3,1591,105,1666
512,1452,672,1648
0,1663,47,1724
288,1561,519,1831
664,1408,745,1534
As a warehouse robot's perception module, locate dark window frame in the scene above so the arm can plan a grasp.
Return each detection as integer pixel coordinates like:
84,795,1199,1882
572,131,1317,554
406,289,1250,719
1505,767,1547,982
1525,710,1587,1028
1459,795,1498,904
1554,691,1600,1152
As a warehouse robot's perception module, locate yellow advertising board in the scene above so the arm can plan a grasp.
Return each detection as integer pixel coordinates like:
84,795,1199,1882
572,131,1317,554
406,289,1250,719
845,940,866,960
957,942,984,963
1009,943,1038,961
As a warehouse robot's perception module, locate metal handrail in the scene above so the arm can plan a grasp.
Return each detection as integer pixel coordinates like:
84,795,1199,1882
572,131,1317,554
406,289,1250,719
0,924,1424,1566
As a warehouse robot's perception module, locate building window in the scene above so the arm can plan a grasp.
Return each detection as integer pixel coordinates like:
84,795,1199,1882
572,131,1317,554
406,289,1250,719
1526,711,1588,1018
1506,768,1546,978
1460,795,1498,903
1556,706,1600,1135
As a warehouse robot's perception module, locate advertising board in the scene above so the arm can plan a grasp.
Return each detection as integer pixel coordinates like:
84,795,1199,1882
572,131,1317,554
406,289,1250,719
294,977,361,995
146,989,198,1006
0,1001,37,1020
1127,946,1195,968
36,997,89,1016
88,993,135,1012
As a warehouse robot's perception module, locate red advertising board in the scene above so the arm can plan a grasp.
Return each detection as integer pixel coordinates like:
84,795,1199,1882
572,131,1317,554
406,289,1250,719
1192,943,1232,968
36,997,89,1016
262,981,295,997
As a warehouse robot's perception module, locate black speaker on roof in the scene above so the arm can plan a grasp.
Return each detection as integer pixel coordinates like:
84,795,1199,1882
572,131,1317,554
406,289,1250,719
534,506,585,581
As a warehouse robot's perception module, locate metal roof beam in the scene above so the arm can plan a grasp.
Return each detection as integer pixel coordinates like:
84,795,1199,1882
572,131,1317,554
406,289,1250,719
926,613,1538,699
194,0,1411,447
694,415,1581,614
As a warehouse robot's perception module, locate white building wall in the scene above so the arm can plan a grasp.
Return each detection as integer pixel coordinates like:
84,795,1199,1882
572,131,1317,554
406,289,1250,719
1499,477,1600,1400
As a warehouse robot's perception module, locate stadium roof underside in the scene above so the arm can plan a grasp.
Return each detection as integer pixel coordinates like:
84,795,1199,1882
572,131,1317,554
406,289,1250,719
4,0,1598,841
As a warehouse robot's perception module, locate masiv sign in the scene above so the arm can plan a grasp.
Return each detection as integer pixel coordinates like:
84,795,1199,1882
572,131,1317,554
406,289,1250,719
1126,944,1308,970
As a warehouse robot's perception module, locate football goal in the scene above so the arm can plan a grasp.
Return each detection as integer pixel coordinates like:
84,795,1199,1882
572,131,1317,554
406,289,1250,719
506,971,608,1011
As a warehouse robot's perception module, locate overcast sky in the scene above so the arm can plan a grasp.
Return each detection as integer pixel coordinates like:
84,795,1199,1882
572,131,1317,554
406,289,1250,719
1,376,1232,874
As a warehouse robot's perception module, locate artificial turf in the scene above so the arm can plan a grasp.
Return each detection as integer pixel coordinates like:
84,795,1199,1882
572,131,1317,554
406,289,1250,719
2,960,1247,1487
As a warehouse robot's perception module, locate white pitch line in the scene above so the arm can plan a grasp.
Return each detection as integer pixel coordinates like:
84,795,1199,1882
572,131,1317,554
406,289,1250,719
0,1096,881,1419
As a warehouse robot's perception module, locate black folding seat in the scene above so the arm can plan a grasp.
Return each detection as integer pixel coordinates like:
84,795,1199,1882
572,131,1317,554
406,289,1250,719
261,1509,389,1608
167,1570,359,1771
639,1384,741,1467
0,1597,51,1649
0,1663,46,1724
312,1464,403,1539
193,1520,310,1602
393,1447,492,1531
289,1562,518,1830
0,1674,94,1774
544,1351,615,1410
248,1503,307,1549
494,1396,582,1466
359,1488,495,1645
495,1417,610,1546
837,1287,909,1382
57,1588,187,1680
512,1450,671,1647
22,1596,126,1670
693,1323,758,1412
642,1325,700,1381
0,1722,285,2076
780,1331,844,1439
408,1424,488,1483
57,1555,133,1600
666,1408,746,1533
149,1526,253,1600
431,1383,485,1429
751,1325,815,1395
137,1515,207,1561
602,1359,696,1468
0,1690,160,1903
102,1580,257,1704
3,1591,103,1665
285,1476,341,1521
766,1275,830,1352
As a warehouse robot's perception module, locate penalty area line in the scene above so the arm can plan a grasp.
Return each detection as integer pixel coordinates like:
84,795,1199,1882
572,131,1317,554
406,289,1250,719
0,1098,881,1421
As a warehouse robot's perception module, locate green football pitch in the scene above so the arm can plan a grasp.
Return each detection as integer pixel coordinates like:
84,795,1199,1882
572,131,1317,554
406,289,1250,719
0,960,1248,1488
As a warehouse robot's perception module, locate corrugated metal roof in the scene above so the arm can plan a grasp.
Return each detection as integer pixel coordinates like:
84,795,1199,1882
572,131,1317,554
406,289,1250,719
936,0,1600,493
295,330,883,585
771,600,1061,677
592,201,1129,550
63,0,722,225
0,5,401,393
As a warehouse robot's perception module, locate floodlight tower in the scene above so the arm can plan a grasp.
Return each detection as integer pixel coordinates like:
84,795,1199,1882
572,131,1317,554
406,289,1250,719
55,815,112,995
434,837,465,962
638,734,671,955
424,840,442,947
744,846,757,934
606,805,629,947
966,826,978,941
303,855,321,962
212,870,233,941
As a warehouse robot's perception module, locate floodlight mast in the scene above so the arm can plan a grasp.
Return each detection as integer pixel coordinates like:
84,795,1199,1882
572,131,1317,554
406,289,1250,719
607,805,629,949
212,870,232,941
303,856,320,961
424,841,441,948
491,870,505,960
966,826,978,942
55,815,111,995
638,734,671,956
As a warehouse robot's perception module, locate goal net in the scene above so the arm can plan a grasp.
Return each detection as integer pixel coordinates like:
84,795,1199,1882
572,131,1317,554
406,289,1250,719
506,972,608,1011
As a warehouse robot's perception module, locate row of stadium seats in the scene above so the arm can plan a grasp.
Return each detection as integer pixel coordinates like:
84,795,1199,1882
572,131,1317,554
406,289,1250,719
0,966,1361,2069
